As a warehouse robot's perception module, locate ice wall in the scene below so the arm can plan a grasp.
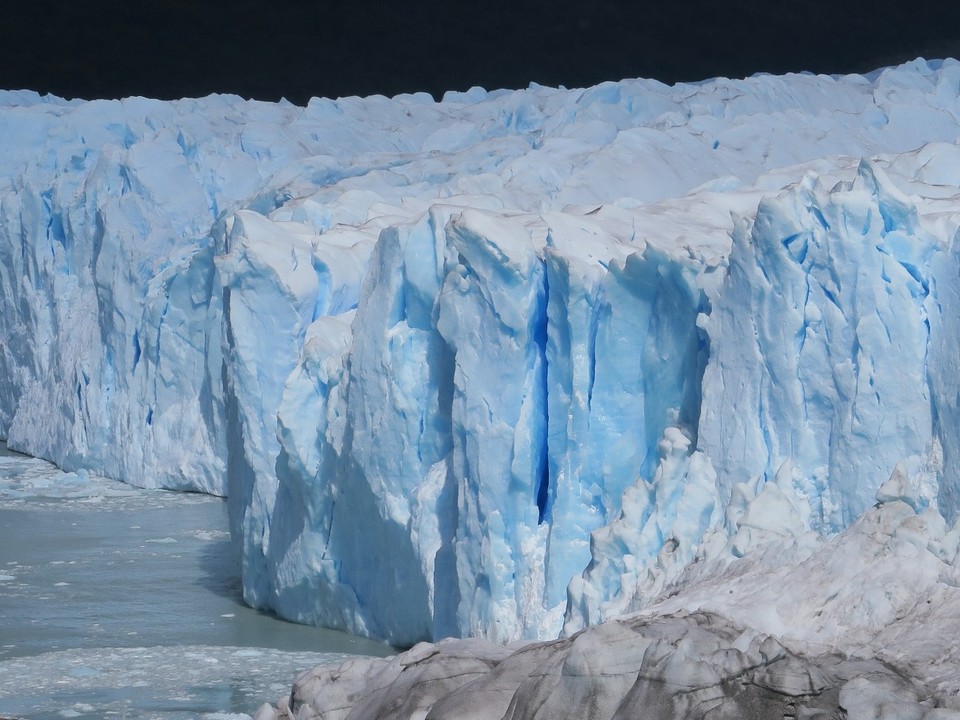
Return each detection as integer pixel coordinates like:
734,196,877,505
2,60,960,644
700,161,943,529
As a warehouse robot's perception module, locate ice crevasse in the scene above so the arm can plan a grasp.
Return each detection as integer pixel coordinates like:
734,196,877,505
2,60,960,645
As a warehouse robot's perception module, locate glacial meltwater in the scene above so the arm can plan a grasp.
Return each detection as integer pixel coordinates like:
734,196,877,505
0,442,394,719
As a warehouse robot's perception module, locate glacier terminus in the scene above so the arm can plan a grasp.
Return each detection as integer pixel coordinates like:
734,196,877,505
3,58,960,717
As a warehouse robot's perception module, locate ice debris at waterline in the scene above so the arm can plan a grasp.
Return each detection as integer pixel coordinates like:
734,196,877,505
0,645,359,720
3,59,960,650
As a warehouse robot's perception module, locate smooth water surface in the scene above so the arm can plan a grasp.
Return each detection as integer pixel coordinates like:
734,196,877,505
0,442,393,719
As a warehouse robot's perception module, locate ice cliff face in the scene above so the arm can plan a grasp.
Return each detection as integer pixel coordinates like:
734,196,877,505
2,60,960,645
700,162,943,528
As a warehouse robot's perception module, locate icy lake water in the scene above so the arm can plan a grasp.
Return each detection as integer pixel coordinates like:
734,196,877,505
0,442,394,719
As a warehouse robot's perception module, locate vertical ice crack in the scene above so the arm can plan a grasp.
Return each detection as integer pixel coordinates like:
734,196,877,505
535,262,551,524
586,294,602,413
132,329,141,370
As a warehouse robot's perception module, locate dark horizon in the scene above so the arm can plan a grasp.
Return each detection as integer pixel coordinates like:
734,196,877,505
3,0,960,105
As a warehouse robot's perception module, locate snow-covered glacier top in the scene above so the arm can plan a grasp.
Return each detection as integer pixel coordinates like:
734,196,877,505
2,59,960,646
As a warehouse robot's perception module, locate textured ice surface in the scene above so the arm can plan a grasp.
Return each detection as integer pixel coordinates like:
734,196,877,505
4,60,960,644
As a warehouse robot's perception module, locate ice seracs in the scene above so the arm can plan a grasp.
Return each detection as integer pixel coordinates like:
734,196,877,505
699,159,944,531
2,60,960,649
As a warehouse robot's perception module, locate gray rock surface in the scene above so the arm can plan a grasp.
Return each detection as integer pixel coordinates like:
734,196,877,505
258,610,957,720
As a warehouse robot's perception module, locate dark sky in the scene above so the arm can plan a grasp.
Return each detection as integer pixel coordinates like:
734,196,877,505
2,0,960,104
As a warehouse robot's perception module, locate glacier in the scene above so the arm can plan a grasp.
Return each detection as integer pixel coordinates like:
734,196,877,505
3,59,960,657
